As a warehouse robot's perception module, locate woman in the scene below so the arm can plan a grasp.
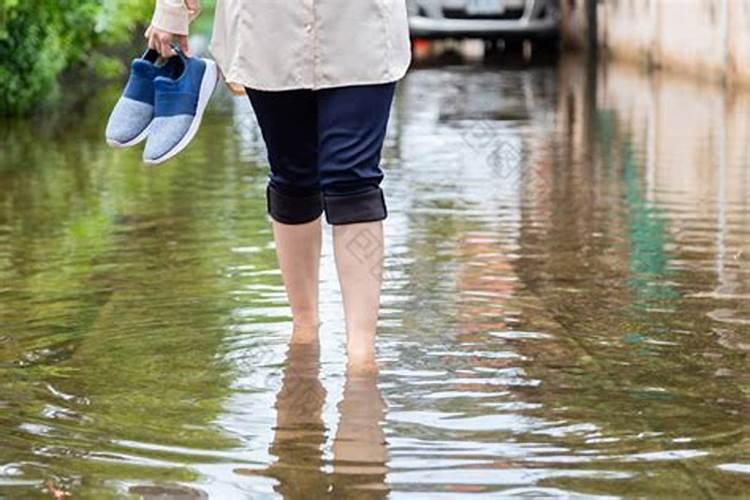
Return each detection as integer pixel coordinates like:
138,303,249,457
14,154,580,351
147,0,412,372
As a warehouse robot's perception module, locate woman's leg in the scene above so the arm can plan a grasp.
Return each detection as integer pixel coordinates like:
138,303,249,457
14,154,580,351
272,217,322,328
317,82,397,373
246,88,323,328
332,220,384,372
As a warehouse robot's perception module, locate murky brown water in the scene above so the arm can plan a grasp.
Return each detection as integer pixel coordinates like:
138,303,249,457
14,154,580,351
1,51,749,498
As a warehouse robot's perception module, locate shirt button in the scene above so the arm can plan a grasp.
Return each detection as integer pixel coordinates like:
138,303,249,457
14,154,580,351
305,23,312,32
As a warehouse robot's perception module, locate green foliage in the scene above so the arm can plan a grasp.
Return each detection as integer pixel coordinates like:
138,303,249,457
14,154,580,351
192,0,216,34
0,0,153,115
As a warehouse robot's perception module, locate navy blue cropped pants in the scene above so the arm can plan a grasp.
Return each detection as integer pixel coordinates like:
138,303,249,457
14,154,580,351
246,82,396,225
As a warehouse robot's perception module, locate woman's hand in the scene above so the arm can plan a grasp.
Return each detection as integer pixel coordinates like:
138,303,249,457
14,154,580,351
145,24,190,58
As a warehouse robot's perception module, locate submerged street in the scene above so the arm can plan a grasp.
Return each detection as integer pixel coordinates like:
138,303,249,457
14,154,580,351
0,50,748,498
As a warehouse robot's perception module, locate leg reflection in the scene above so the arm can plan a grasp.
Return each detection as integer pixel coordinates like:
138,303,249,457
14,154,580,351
235,325,389,499
258,325,329,498
330,360,389,499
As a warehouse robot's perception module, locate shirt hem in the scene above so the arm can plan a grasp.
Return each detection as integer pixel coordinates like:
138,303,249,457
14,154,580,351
213,55,412,92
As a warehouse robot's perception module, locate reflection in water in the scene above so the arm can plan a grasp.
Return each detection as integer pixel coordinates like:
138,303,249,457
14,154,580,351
234,326,388,499
258,329,330,498
332,334,391,498
0,49,748,498
128,484,208,499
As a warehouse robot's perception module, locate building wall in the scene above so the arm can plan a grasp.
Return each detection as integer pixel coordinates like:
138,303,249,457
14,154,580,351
600,0,720,79
559,0,590,50
562,0,750,86
728,0,750,83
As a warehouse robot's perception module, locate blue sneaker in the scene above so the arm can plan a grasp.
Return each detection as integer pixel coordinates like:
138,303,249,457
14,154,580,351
105,49,180,148
143,49,218,165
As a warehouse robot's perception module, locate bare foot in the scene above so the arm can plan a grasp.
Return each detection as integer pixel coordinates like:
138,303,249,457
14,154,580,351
346,348,379,376
290,323,320,344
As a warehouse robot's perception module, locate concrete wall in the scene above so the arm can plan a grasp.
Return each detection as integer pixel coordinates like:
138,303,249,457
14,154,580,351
603,0,750,85
559,0,590,50
562,0,750,86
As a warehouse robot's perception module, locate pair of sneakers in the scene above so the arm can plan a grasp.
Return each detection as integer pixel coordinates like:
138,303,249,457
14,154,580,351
105,45,218,164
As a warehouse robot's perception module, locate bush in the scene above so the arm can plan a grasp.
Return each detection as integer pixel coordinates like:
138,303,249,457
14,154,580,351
0,0,153,116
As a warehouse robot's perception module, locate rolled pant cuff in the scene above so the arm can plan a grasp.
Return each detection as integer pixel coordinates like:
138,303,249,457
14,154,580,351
267,184,323,224
323,188,388,225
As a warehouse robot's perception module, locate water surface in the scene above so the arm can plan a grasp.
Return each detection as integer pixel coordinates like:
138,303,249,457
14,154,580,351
0,53,748,498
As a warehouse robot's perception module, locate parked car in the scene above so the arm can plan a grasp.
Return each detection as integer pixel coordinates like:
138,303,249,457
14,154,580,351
407,0,560,45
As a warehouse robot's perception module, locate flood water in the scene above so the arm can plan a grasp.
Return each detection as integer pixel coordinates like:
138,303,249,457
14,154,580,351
1,51,749,498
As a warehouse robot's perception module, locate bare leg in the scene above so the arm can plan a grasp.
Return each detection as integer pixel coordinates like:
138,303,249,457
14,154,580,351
332,220,384,374
272,216,323,328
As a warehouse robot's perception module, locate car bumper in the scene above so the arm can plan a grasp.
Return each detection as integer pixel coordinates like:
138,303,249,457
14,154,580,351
409,15,559,39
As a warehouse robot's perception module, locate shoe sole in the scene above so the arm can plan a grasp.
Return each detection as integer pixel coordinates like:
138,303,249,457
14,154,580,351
143,58,219,165
106,120,152,148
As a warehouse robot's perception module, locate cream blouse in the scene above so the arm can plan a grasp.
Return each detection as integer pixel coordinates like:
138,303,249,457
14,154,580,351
151,0,413,91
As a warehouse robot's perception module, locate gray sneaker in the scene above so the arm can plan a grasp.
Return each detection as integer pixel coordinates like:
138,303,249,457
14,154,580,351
143,49,218,165
105,49,180,148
